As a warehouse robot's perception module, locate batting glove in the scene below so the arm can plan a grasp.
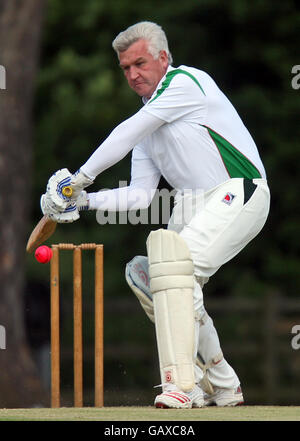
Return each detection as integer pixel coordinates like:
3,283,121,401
69,169,94,200
46,168,93,211
40,191,90,223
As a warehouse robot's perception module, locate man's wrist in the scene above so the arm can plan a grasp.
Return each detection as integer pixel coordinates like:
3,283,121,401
77,191,90,211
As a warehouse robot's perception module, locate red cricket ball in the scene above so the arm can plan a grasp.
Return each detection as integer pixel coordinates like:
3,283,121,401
35,245,53,264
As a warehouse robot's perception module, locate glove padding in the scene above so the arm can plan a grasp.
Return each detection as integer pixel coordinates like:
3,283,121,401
46,168,93,211
41,191,89,223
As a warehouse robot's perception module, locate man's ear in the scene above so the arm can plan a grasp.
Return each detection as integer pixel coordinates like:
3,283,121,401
159,50,169,68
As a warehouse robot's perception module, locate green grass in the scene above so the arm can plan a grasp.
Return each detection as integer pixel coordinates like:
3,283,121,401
0,406,299,421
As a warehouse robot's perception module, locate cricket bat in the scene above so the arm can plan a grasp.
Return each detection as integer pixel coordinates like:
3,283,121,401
26,185,73,253
26,215,57,253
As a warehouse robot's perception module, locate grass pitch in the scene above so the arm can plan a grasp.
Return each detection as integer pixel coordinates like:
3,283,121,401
0,406,299,421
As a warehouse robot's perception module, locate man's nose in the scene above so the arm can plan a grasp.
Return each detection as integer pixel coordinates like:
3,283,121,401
129,66,139,81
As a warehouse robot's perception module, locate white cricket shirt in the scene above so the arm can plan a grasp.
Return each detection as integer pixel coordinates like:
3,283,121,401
82,65,266,211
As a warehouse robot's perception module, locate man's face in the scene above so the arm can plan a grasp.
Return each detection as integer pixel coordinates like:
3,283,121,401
119,39,169,99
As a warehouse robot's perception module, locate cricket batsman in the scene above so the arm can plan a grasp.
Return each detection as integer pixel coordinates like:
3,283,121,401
41,21,270,408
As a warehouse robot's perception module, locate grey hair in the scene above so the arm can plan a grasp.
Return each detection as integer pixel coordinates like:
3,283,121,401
112,21,173,65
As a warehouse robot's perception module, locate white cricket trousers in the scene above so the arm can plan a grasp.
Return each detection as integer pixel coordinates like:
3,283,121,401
168,178,270,389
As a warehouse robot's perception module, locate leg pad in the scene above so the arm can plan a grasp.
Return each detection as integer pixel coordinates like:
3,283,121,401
147,229,195,391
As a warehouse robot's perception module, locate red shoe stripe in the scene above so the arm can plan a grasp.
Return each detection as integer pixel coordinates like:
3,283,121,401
163,393,189,404
172,392,191,402
171,392,190,402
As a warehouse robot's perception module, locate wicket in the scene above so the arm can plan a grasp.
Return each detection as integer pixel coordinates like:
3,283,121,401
50,243,104,408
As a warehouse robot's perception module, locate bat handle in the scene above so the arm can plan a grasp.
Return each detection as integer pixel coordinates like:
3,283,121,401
62,186,73,198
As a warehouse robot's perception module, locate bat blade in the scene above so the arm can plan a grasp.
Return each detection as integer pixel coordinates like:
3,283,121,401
26,215,57,253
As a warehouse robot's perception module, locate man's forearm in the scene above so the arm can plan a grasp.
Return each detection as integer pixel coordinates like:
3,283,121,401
88,185,157,211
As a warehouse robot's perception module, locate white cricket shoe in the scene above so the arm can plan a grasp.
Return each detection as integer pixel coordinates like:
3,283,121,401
154,384,204,409
204,386,244,407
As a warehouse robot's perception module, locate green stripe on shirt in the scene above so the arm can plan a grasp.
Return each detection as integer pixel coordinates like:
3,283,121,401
204,126,262,179
149,69,206,103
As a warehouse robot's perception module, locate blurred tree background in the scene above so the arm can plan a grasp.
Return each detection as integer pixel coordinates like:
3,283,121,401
1,0,299,407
